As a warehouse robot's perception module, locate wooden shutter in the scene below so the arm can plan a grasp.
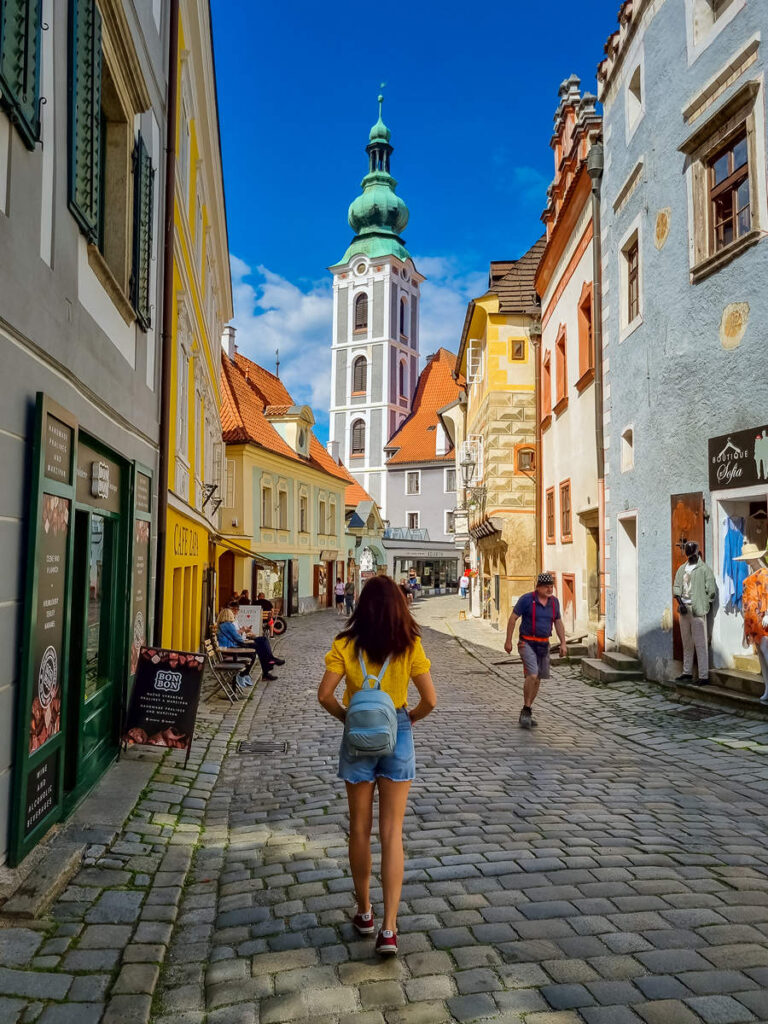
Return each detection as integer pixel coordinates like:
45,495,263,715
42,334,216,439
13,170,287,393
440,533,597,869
68,0,102,242
0,0,42,148
130,133,154,330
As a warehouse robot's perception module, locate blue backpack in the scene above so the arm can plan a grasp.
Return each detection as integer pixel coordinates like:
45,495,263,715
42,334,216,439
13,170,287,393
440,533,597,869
343,651,398,758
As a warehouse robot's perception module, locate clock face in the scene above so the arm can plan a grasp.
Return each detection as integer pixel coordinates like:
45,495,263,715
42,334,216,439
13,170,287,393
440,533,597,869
355,263,366,276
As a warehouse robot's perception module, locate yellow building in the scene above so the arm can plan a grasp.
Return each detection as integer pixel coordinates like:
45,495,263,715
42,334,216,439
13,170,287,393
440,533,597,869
159,0,233,650
219,340,351,614
451,239,544,627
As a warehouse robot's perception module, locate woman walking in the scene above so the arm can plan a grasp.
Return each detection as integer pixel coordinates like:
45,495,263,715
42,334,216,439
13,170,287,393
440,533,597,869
318,576,436,955
334,577,346,616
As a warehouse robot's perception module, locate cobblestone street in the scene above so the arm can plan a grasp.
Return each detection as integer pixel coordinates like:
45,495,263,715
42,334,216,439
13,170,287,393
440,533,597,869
4,597,768,1023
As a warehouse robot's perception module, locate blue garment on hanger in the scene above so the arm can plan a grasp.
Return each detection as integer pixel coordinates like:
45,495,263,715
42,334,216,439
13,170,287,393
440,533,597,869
722,516,748,610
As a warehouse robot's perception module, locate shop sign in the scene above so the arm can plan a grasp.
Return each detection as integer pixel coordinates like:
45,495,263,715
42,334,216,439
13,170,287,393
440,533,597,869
123,648,204,763
709,424,768,491
135,472,151,514
130,520,150,677
237,604,263,634
76,441,121,512
11,395,78,864
173,522,200,558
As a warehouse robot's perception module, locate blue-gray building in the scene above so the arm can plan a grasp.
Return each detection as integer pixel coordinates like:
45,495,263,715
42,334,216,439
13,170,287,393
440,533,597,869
598,0,768,680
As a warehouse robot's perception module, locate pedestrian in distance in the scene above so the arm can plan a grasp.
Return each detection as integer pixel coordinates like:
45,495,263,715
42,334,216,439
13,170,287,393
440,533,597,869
344,577,356,615
334,577,346,616
216,608,284,680
399,578,413,605
317,575,437,956
459,571,469,599
504,572,567,729
735,542,768,703
673,541,716,685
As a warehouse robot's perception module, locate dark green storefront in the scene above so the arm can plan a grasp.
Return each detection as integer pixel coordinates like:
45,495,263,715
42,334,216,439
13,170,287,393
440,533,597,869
9,394,154,865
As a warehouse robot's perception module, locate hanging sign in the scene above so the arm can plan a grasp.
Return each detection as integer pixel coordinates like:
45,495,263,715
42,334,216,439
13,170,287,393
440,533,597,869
123,648,204,759
709,424,768,491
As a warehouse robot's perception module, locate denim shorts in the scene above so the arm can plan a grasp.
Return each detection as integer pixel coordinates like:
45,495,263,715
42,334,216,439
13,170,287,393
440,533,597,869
338,708,416,784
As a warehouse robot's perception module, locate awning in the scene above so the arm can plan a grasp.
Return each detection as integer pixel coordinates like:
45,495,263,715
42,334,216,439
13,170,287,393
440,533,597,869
470,516,503,541
214,535,279,570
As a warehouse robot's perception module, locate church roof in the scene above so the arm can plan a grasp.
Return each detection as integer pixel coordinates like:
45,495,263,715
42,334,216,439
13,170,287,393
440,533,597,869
385,349,463,465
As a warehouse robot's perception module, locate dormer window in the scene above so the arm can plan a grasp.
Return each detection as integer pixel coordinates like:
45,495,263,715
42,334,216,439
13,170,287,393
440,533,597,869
354,293,368,332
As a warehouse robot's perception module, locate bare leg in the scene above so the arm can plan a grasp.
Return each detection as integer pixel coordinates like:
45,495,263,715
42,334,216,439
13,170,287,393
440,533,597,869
523,673,541,707
345,781,375,915
377,778,412,932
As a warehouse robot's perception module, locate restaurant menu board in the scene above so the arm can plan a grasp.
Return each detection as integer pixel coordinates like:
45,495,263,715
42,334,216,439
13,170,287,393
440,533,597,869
44,415,72,483
130,520,150,676
236,604,263,634
29,494,69,754
25,749,59,836
123,648,204,752
135,472,151,514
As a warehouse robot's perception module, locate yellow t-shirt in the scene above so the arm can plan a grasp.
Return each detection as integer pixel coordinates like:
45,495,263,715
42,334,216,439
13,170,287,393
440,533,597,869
324,635,431,708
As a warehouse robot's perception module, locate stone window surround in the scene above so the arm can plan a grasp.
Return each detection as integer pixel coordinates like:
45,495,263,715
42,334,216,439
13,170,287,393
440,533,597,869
618,211,644,342
685,0,746,65
680,78,766,283
444,509,455,535
621,425,635,472
444,466,456,493
405,510,420,530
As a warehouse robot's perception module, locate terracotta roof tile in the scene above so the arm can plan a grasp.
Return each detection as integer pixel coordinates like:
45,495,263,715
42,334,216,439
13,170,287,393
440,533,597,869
385,348,462,465
221,352,376,505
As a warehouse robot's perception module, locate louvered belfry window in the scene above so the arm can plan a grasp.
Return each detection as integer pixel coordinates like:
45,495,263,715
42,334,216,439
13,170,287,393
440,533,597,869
354,293,368,332
68,0,103,242
130,133,155,330
352,356,367,394
0,0,42,148
351,419,365,455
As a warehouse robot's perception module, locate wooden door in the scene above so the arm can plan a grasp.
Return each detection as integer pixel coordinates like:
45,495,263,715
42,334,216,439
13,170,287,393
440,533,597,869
218,551,234,610
670,492,705,661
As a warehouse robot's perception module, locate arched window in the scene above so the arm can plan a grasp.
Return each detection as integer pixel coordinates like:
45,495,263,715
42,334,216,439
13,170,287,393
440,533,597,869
399,360,407,397
354,293,368,332
352,356,367,394
351,418,366,456
400,297,408,337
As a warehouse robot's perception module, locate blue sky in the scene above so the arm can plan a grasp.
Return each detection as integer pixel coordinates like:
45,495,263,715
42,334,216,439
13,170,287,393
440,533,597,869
211,0,620,440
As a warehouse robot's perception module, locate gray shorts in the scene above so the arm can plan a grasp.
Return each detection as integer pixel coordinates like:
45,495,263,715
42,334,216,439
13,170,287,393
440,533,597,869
518,641,551,680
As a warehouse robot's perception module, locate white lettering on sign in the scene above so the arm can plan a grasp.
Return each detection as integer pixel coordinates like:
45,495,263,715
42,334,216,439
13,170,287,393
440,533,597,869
154,670,182,693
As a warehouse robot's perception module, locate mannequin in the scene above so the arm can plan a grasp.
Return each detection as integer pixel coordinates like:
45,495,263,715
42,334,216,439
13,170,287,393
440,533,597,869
735,542,768,704
673,541,716,685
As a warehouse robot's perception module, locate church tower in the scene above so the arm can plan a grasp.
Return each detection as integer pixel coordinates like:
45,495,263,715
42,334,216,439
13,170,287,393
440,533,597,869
328,96,424,521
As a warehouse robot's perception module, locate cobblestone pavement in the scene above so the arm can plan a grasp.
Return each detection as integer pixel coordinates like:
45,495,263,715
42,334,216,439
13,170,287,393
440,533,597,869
4,599,768,1023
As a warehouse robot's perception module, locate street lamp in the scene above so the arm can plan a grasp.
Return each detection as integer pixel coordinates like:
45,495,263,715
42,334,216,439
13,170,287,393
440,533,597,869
460,447,475,489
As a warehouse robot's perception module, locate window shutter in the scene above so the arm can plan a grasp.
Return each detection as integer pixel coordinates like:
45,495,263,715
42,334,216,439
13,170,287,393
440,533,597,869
130,133,154,330
68,0,102,242
0,0,42,148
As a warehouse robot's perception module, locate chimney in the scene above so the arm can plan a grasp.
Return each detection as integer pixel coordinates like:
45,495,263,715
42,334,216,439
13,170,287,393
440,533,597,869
221,325,237,361
326,440,340,464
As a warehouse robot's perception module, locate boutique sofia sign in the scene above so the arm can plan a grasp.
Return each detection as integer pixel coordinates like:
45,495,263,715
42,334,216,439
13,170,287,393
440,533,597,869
709,424,768,490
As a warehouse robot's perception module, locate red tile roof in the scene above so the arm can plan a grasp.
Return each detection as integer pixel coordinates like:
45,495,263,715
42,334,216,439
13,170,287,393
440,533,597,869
220,351,375,507
385,348,462,465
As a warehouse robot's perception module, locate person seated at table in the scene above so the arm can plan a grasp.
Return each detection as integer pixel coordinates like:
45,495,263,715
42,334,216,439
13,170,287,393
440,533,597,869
239,589,251,604
216,608,284,680
255,591,273,611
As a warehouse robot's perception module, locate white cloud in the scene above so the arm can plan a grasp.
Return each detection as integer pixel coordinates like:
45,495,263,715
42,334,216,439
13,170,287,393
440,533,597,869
229,256,333,417
413,255,487,362
228,253,487,437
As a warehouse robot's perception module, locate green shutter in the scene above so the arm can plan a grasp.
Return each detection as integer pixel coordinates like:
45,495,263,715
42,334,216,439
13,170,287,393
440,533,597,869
130,133,154,330
0,0,42,149
68,0,102,242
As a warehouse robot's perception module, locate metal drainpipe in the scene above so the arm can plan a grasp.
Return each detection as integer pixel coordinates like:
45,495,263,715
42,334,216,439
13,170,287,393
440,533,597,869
587,140,606,655
154,0,180,646
530,319,542,576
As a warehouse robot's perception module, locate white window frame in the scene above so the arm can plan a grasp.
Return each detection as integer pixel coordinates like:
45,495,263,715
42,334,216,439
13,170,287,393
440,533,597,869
618,213,643,342
176,341,189,455
405,470,421,495
261,481,274,529
406,511,420,530
298,490,309,533
444,509,456,535
444,466,457,493
277,486,288,530
685,0,745,64
225,458,235,507
318,497,327,535
329,500,337,537
466,338,483,386
625,54,645,143
621,426,635,472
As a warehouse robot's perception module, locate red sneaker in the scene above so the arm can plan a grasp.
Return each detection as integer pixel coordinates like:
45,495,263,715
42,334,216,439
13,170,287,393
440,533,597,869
353,907,374,935
375,929,398,955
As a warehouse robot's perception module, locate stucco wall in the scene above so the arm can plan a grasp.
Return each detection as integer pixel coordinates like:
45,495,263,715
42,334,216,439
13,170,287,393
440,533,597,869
386,464,456,541
601,0,768,678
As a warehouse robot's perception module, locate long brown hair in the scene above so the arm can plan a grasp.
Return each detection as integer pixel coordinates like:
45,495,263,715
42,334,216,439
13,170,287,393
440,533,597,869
337,575,421,664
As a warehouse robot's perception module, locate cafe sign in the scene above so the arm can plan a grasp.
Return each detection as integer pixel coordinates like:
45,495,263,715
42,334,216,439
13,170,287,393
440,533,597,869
709,424,768,491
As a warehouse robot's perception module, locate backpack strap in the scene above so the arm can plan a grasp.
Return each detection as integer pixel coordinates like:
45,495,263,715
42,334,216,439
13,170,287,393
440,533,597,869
521,593,552,644
357,650,391,689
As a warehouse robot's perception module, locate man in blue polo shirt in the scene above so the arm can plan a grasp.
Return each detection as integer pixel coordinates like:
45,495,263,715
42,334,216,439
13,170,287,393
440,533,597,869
504,572,567,729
